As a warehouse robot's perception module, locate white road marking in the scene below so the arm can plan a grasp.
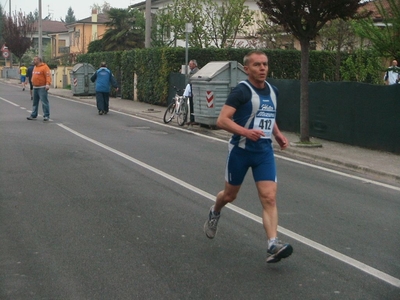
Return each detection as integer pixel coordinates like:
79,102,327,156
57,123,400,288
0,96,20,106
52,96,400,192
2,94,399,287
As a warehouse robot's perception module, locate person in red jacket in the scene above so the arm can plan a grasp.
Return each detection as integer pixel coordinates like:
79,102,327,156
27,56,52,121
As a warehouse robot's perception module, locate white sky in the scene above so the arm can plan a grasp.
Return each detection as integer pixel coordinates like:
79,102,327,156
2,0,142,21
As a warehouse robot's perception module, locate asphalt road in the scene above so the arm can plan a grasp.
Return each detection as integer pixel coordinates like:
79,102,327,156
1,84,399,299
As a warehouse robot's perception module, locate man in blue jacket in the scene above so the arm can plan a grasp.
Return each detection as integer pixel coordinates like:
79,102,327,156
90,62,119,115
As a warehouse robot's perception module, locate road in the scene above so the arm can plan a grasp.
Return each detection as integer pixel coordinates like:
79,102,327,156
1,83,399,299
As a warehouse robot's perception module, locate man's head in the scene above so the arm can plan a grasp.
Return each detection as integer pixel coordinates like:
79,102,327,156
392,60,398,66
243,50,269,85
189,60,197,70
33,56,42,66
100,62,107,68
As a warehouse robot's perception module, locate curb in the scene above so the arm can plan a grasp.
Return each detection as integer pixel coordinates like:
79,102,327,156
2,79,398,184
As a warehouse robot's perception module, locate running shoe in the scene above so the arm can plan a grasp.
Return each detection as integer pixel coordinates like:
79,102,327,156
204,205,220,239
266,240,293,263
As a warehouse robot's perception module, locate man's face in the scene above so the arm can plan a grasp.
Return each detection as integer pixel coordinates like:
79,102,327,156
393,60,398,66
189,61,195,69
244,53,269,83
33,57,40,66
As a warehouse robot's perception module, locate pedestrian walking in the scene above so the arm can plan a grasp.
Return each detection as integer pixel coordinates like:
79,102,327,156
27,61,34,100
203,50,293,263
19,63,27,91
27,56,52,121
90,62,119,115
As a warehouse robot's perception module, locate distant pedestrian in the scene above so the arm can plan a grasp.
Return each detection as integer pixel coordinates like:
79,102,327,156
19,63,28,91
183,59,200,125
90,62,119,115
384,59,400,85
27,56,52,121
27,61,34,100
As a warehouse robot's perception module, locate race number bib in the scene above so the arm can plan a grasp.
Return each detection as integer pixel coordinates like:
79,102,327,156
253,110,275,139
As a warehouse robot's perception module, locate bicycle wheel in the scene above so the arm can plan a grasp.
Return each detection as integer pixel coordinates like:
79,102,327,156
177,98,188,126
163,102,175,123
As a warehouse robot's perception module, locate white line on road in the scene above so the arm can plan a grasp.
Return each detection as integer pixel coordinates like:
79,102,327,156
57,123,400,288
54,96,400,192
0,96,20,107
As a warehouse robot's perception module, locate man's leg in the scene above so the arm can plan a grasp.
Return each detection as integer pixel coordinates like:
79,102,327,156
214,182,241,212
28,89,39,119
96,92,104,114
189,96,195,123
204,182,241,239
256,180,293,263
29,82,33,100
104,93,110,113
39,88,50,119
256,181,278,239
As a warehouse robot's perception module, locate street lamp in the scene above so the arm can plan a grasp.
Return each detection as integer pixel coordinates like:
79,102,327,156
185,23,193,85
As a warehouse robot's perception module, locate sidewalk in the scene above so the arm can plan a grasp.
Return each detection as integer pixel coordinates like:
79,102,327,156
3,78,400,184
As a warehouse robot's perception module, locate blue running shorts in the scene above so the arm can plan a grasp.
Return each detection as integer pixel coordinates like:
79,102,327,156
225,143,277,186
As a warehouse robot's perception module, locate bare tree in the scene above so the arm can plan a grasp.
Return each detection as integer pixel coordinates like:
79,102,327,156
257,0,367,142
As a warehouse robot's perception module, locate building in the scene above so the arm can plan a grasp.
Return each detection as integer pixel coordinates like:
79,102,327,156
64,10,110,57
31,20,68,53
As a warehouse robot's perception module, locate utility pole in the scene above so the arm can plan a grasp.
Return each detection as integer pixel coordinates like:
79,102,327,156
145,0,151,48
185,23,192,85
9,0,12,68
38,0,42,58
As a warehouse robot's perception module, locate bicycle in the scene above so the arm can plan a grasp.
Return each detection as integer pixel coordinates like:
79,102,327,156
163,86,188,126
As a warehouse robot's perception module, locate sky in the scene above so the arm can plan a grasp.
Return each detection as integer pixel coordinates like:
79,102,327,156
2,0,142,21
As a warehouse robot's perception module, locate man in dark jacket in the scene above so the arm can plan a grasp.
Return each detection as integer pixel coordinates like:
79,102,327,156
27,61,35,100
90,62,119,115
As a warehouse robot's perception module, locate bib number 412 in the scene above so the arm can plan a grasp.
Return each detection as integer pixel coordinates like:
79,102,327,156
258,119,272,130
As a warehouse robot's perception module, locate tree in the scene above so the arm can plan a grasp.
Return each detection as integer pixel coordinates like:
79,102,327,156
153,0,254,48
353,0,400,60
203,0,254,48
256,0,367,143
250,12,295,49
101,8,145,51
87,39,105,53
27,11,38,23
1,10,35,61
319,19,358,80
65,7,76,24
91,2,111,14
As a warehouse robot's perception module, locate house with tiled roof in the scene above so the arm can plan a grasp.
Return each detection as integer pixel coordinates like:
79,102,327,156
360,0,392,23
64,10,110,57
30,20,68,50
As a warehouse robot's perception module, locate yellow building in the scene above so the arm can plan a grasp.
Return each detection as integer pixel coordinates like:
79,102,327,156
65,10,110,59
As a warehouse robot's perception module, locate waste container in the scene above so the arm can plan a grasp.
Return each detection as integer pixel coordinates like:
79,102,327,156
191,61,247,127
69,63,96,96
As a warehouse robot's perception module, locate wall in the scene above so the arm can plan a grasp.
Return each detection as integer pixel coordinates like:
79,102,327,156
269,79,400,154
53,66,73,89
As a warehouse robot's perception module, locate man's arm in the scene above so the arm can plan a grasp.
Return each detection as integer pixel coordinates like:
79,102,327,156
110,73,118,89
273,123,288,150
90,72,97,82
216,105,265,142
44,65,51,89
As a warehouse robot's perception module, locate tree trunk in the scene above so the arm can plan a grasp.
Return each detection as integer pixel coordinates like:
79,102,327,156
299,38,310,142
